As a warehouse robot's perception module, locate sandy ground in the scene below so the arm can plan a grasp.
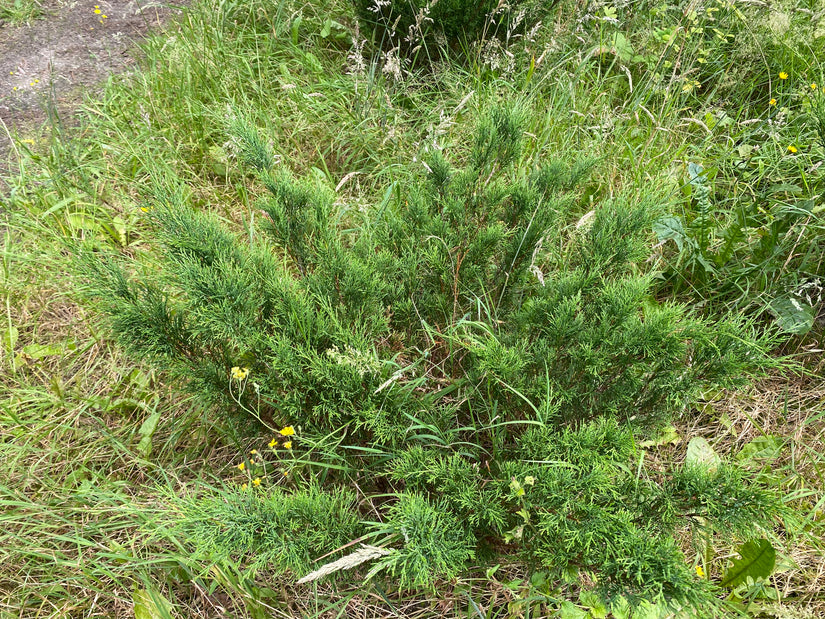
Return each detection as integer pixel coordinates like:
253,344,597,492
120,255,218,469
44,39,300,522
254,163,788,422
0,0,182,154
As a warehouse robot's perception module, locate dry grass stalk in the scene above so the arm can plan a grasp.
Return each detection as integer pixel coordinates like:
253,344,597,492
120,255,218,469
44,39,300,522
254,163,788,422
296,545,392,585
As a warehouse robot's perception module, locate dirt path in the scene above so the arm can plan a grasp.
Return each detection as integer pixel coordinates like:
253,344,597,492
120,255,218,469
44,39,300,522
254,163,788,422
0,0,182,154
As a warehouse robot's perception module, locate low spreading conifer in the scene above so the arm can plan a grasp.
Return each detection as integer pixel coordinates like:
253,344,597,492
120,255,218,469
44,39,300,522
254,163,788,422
77,106,785,612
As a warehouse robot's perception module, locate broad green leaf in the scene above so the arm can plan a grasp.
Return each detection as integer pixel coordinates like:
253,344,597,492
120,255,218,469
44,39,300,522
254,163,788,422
609,596,631,619
133,587,173,619
98,215,128,247
693,252,717,274
559,600,588,619
688,162,705,183
685,437,721,472
579,590,607,618
137,411,162,457
736,436,783,465
634,599,668,619
320,18,331,38
769,297,815,335
611,32,634,62
21,342,64,359
290,15,303,45
704,112,717,130
303,52,323,74
720,539,776,588
530,570,548,588
652,216,686,251
639,425,681,448
1,325,18,353
206,144,230,176
766,184,802,196
67,213,103,233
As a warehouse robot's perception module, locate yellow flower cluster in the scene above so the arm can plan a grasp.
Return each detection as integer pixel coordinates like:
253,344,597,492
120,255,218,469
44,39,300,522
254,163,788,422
237,454,264,488
277,426,295,449
230,366,250,380
234,426,299,489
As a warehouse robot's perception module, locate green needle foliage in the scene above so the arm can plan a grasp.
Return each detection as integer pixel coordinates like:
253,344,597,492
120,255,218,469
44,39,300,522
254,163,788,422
174,483,360,576
77,105,785,611
369,493,478,590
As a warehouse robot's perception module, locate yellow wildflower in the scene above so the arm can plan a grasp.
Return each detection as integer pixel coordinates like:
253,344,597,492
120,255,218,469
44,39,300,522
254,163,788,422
283,441,292,449
252,478,261,486
237,462,245,471
268,438,277,449
250,449,258,455
279,426,295,436
231,366,250,380
94,8,101,13
769,98,777,106
788,145,798,153
812,83,818,90
695,565,705,578
241,483,248,490
779,72,788,80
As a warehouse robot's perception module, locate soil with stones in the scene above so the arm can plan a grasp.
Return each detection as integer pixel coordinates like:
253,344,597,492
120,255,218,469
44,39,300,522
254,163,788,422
0,0,183,156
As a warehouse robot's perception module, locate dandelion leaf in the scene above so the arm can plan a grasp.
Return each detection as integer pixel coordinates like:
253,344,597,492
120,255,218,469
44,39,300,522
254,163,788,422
685,437,721,472
133,587,173,619
720,538,776,588
768,297,815,335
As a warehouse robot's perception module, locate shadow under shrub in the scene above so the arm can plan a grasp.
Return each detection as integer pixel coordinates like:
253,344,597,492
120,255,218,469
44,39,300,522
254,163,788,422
351,0,554,64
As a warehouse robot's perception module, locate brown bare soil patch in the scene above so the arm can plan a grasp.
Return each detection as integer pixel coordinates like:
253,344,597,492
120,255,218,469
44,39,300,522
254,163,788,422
0,0,182,153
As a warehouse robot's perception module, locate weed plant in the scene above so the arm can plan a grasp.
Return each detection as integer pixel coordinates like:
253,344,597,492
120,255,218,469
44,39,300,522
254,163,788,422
547,0,825,333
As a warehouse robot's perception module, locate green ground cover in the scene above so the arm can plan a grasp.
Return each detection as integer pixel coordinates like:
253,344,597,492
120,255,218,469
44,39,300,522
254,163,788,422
2,0,825,616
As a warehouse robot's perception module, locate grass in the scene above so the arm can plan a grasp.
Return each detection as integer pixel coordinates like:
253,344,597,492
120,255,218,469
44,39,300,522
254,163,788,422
1,0,824,615
0,0,41,25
